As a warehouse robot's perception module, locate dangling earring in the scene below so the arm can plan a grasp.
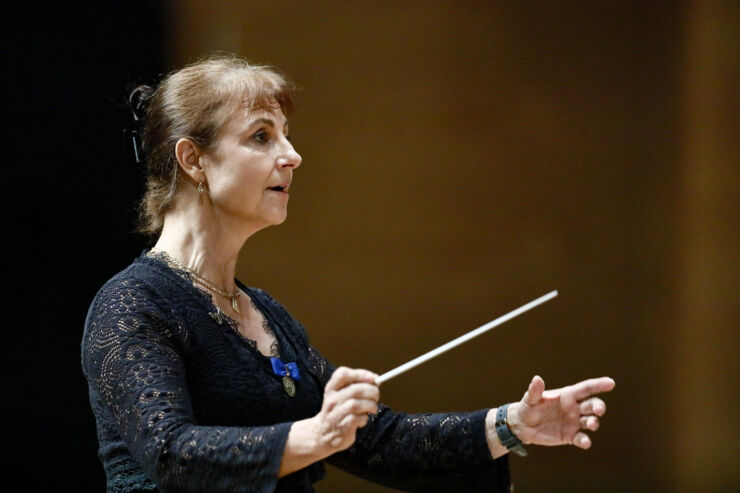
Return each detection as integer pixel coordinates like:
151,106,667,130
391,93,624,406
198,180,205,194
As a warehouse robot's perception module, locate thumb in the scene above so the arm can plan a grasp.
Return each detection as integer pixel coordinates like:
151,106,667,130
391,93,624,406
524,375,545,406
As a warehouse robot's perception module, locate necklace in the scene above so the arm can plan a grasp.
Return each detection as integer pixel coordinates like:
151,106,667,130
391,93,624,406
190,274,241,314
151,249,241,313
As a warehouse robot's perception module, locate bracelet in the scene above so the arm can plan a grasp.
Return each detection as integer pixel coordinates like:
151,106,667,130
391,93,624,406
495,403,528,457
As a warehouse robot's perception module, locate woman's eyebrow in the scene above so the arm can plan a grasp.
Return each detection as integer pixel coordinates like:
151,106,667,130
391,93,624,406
247,117,288,129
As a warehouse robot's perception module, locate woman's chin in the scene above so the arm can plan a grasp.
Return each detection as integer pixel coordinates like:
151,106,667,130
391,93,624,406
233,211,288,232
265,211,288,227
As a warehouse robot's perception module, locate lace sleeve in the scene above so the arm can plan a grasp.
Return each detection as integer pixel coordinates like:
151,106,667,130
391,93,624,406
81,275,291,493
328,404,510,492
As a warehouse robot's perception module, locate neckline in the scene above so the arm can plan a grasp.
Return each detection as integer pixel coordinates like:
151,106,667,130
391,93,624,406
240,278,298,364
141,248,287,361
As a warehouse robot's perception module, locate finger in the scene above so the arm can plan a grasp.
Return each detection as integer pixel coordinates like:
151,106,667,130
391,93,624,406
571,377,616,401
332,383,380,405
331,398,379,422
579,397,607,417
572,431,592,449
579,415,600,431
339,412,370,430
331,402,377,433
323,383,379,415
523,375,545,406
327,367,379,392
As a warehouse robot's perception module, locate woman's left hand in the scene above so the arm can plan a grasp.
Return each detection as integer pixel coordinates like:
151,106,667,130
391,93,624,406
491,375,616,453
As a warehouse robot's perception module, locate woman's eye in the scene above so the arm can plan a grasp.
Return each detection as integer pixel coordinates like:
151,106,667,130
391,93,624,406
252,131,268,144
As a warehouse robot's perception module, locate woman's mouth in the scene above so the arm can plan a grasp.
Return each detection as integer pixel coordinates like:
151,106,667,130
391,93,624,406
267,185,289,194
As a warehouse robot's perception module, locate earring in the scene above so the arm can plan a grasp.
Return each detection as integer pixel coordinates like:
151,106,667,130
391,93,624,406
198,180,205,194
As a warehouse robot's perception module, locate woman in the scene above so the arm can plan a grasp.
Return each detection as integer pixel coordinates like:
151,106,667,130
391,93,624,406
82,55,615,492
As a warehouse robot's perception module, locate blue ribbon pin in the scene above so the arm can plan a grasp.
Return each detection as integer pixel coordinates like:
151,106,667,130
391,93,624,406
270,357,301,380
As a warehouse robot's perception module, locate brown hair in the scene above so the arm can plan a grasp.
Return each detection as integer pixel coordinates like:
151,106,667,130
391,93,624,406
129,54,297,236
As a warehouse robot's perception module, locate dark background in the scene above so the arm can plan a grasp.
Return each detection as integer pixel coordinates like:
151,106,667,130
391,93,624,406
8,2,165,490
6,1,738,492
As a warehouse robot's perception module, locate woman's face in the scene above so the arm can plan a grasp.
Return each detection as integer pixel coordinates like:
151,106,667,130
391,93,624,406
200,104,301,230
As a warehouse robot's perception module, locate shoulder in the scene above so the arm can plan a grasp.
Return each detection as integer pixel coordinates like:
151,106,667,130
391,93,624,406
87,255,168,316
83,252,188,346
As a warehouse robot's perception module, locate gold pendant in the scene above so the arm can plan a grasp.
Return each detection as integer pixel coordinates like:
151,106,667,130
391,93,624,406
232,297,240,313
282,376,296,397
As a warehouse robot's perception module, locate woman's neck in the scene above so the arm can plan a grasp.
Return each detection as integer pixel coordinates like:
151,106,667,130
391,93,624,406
154,207,251,291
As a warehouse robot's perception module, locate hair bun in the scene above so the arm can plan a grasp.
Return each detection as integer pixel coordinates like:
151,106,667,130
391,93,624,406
128,85,154,123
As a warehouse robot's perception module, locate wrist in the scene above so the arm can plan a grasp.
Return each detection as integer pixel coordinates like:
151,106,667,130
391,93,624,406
506,402,527,444
494,403,528,457
485,408,509,459
280,417,332,477
303,416,333,459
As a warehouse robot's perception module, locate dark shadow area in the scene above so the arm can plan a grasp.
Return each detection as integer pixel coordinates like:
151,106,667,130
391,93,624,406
6,2,165,488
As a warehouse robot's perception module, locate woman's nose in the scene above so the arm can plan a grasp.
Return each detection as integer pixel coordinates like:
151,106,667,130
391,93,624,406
277,142,302,169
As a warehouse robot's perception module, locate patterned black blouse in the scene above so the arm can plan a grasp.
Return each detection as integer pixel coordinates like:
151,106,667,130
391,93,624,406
81,250,510,492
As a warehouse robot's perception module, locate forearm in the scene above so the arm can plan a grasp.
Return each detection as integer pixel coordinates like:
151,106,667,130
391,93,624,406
329,406,510,491
278,417,332,478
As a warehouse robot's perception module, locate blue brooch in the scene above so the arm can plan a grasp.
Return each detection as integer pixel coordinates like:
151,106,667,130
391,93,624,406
271,357,301,397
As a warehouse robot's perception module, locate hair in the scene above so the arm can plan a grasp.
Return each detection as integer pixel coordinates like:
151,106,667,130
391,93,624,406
128,54,297,236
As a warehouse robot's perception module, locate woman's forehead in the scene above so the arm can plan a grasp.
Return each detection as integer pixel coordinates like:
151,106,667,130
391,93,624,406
234,104,287,128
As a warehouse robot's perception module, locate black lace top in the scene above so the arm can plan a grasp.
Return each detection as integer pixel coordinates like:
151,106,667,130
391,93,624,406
81,251,510,492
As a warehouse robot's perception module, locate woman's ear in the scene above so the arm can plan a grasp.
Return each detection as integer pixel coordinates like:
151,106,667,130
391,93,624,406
174,138,204,184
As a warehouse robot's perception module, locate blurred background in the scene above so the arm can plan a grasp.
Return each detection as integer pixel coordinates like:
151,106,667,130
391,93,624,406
7,1,738,491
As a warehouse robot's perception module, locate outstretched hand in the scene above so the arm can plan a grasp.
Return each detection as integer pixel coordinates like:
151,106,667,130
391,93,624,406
508,375,616,450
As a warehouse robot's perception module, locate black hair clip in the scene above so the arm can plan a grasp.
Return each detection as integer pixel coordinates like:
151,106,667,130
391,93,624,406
123,119,145,164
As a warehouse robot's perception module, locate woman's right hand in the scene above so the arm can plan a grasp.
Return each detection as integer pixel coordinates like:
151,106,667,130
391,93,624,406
279,366,379,477
312,366,380,453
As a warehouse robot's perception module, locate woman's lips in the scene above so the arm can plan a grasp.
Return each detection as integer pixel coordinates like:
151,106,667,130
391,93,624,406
266,183,290,193
267,186,289,195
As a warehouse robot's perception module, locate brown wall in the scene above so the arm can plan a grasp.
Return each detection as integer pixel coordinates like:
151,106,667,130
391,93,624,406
166,1,739,491
673,1,740,490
